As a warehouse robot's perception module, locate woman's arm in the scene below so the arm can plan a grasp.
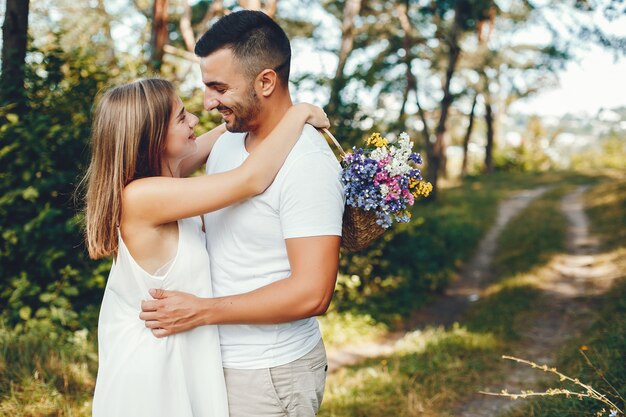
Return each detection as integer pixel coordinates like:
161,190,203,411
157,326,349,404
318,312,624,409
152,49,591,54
179,123,227,177
122,103,329,226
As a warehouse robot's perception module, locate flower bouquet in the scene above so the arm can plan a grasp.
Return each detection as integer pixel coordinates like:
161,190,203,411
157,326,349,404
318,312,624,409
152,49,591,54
336,131,432,252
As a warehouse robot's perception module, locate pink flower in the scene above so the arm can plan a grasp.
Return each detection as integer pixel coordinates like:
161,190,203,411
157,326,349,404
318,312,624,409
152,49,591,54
375,171,389,184
403,189,415,205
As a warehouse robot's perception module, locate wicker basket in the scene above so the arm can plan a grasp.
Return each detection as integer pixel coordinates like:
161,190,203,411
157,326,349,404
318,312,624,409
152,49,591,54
319,128,387,252
341,205,386,252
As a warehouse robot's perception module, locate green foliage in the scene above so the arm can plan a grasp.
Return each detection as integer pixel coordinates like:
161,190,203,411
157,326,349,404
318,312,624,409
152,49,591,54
493,187,568,279
571,134,626,171
334,174,525,326
319,310,387,348
492,116,555,173
333,172,588,326
585,176,626,251
464,283,542,340
0,44,113,329
0,319,97,415
504,277,626,417
320,325,503,417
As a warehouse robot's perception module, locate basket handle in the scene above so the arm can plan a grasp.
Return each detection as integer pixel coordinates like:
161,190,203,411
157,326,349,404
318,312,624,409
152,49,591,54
318,128,346,158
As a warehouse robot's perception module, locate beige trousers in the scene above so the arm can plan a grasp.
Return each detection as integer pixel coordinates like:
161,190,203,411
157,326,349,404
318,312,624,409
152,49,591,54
223,339,328,417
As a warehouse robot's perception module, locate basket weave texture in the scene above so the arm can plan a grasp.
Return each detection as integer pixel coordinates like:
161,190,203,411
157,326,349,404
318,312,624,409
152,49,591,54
341,206,386,252
319,128,388,252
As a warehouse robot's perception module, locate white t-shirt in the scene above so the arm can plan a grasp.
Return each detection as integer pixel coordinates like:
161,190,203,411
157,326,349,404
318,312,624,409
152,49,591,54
204,124,345,369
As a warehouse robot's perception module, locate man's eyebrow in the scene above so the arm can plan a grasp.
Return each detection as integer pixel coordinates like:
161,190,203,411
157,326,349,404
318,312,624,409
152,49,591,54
204,81,227,88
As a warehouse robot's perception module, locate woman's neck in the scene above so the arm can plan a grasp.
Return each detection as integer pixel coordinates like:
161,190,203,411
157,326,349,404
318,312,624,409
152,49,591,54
161,159,182,178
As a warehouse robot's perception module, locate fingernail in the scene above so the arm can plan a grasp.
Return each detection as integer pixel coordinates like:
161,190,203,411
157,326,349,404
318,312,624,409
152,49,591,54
149,288,156,296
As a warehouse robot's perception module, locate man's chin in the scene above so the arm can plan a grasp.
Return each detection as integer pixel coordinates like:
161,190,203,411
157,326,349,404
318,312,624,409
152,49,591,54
225,121,247,133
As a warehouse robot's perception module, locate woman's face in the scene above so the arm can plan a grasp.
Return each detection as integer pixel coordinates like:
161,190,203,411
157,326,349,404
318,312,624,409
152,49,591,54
163,96,199,164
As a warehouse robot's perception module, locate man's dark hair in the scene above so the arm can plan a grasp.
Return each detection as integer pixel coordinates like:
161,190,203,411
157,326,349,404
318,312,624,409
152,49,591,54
195,10,291,85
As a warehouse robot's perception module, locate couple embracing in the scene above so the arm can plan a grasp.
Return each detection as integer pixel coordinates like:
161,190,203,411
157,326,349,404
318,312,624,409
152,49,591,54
85,10,344,417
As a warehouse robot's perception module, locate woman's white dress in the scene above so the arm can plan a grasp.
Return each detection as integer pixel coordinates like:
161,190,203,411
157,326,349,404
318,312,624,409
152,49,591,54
92,217,228,417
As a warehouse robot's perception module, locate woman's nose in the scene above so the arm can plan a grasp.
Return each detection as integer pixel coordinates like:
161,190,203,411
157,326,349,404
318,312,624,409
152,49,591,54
189,113,199,127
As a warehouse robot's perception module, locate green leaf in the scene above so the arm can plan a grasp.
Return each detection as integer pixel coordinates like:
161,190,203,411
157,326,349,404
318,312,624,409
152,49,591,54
21,186,39,202
19,306,32,320
40,293,55,303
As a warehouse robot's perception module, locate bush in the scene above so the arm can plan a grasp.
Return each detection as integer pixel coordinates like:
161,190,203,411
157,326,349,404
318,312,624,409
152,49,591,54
0,45,116,329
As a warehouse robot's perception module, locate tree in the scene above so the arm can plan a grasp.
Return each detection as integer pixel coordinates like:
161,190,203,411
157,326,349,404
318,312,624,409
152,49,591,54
0,44,114,328
150,0,169,73
461,92,478,176
1,0,30,111
406,0,496,197
326,0,362,116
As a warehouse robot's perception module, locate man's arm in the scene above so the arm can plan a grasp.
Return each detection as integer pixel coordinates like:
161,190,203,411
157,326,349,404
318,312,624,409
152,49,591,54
140,235,340,338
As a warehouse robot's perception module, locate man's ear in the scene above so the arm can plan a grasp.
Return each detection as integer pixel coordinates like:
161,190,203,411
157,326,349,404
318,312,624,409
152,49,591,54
256,69,278,97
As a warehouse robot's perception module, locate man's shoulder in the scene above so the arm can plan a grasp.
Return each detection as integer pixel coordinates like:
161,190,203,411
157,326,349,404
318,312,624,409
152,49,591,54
278,127,342,187
288,125,338,162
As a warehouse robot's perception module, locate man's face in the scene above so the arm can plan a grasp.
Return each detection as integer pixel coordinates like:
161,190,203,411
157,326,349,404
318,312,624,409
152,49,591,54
200,48,261,133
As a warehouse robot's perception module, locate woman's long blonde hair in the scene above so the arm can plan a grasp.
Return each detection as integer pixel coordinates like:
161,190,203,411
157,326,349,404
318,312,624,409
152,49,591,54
83,78,176,259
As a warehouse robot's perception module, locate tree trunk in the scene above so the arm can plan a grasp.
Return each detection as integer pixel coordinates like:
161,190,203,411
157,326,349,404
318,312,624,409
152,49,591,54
484,98,495,173
397,2,414,130
196,0,224,35
180,0,195,52
428,7,462,198
461,93,478,176
326,0,361,115
396,1,431,159
1,0,30,111
150,0,169,73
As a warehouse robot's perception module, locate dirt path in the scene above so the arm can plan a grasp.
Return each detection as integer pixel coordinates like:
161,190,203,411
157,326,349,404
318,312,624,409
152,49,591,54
326,185,622,416
457,186,622,417
327,187,550,372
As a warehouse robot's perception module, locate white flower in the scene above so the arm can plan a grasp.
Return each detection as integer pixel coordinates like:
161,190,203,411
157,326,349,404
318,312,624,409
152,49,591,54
370,146,389,161
385,158,411,176
379,184,390,196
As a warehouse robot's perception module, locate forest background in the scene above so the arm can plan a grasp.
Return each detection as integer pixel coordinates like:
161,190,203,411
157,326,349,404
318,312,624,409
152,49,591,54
1,0,625,416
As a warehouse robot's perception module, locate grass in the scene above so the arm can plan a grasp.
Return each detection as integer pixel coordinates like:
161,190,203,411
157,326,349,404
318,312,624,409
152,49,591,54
0,322,97,416
320,173,611,416
330,172,585,336
463,186,571,340
500,175,626,417
2,171,618,416
492,186,569,280
320,325,504,417
319,311,388,348
326,174,577,349
502,274,626,417
585,175,626,251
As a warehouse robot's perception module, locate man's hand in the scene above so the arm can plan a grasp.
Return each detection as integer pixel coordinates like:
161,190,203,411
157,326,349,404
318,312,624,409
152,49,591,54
140,289,208,338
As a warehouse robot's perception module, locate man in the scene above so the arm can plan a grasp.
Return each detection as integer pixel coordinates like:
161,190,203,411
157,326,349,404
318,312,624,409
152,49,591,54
140,10,344,417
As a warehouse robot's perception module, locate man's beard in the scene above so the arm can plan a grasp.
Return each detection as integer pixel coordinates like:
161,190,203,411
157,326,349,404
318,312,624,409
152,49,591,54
219,87,261,133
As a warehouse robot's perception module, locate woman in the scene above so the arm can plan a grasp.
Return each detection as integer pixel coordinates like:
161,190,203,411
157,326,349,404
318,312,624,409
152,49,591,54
84,78,329,416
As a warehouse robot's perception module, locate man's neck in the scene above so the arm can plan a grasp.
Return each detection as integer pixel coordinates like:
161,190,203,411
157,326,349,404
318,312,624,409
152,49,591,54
245,95,293,153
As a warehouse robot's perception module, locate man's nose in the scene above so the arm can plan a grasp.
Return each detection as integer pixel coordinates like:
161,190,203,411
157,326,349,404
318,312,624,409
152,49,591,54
204,90,219,111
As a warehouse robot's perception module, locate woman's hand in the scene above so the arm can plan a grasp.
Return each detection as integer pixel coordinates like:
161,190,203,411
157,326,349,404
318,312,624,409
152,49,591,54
294,103,330,129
